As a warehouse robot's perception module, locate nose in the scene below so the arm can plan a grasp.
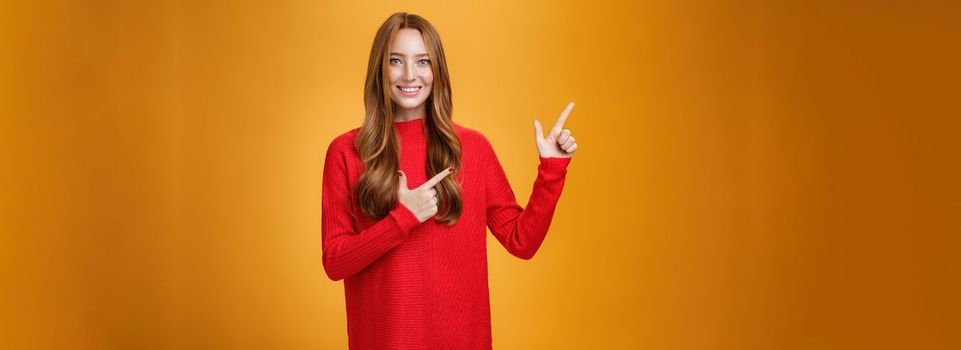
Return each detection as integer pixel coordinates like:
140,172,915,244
404,63,415,81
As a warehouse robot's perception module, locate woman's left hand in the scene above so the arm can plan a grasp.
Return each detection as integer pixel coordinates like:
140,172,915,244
534,102,578,158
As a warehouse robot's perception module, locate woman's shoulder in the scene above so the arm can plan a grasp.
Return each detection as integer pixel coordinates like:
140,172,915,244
452,121,493,148
325,127,361,162
328,127,360,149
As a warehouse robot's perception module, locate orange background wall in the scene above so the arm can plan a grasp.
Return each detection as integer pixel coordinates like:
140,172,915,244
2,0,959,349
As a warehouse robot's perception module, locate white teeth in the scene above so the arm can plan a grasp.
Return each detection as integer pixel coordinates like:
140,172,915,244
400,87,421,93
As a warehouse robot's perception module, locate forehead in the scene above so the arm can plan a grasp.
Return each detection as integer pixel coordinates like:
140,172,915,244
390,28,428,54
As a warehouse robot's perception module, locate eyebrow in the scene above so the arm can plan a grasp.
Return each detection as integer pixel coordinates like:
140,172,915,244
389,52,430,58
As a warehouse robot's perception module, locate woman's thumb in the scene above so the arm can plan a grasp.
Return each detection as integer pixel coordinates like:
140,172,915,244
397,170,408,191
533,119,544,140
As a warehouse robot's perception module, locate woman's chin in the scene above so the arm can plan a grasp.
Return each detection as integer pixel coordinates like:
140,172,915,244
394,99,428,110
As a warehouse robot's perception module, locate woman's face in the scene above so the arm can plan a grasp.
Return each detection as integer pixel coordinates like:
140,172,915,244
388,28,433,115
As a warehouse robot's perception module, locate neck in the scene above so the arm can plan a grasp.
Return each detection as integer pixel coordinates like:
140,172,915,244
393,104,426,122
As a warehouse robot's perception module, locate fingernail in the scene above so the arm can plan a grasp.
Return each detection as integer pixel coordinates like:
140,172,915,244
397,171,402,176
448,167,455,173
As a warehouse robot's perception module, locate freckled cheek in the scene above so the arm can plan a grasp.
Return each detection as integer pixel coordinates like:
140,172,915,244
421,72,434,88
388,70,403,83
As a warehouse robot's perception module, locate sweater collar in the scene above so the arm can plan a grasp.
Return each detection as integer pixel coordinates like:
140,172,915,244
393,117,425,132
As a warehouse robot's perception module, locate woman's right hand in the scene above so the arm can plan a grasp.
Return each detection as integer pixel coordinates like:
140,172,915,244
397,167,454,223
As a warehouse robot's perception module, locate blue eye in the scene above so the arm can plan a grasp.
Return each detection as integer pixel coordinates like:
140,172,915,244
389,58,401,64
419,59,430,65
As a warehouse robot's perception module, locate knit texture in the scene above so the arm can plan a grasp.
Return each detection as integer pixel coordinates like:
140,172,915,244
322,117,571,349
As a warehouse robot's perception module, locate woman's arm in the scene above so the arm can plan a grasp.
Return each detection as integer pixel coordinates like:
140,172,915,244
321,143,421,281
486,102,578,259
485,149,572,260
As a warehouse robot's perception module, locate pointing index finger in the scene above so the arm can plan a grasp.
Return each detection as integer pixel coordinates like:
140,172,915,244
552,102,575,133
421,167,454,189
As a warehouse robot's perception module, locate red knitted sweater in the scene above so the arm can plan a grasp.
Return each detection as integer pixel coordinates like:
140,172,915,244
321,117,571,349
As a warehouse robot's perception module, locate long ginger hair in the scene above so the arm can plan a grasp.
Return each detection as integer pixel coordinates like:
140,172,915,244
353,12,462,226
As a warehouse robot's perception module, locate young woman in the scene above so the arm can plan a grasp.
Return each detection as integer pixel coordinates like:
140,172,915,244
321,12,579,349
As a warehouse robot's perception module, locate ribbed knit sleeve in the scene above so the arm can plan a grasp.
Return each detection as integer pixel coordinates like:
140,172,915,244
321,140,422,281
483,141,572,260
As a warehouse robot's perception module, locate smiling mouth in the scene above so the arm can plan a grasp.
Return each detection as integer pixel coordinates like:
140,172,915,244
397,86,422,96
